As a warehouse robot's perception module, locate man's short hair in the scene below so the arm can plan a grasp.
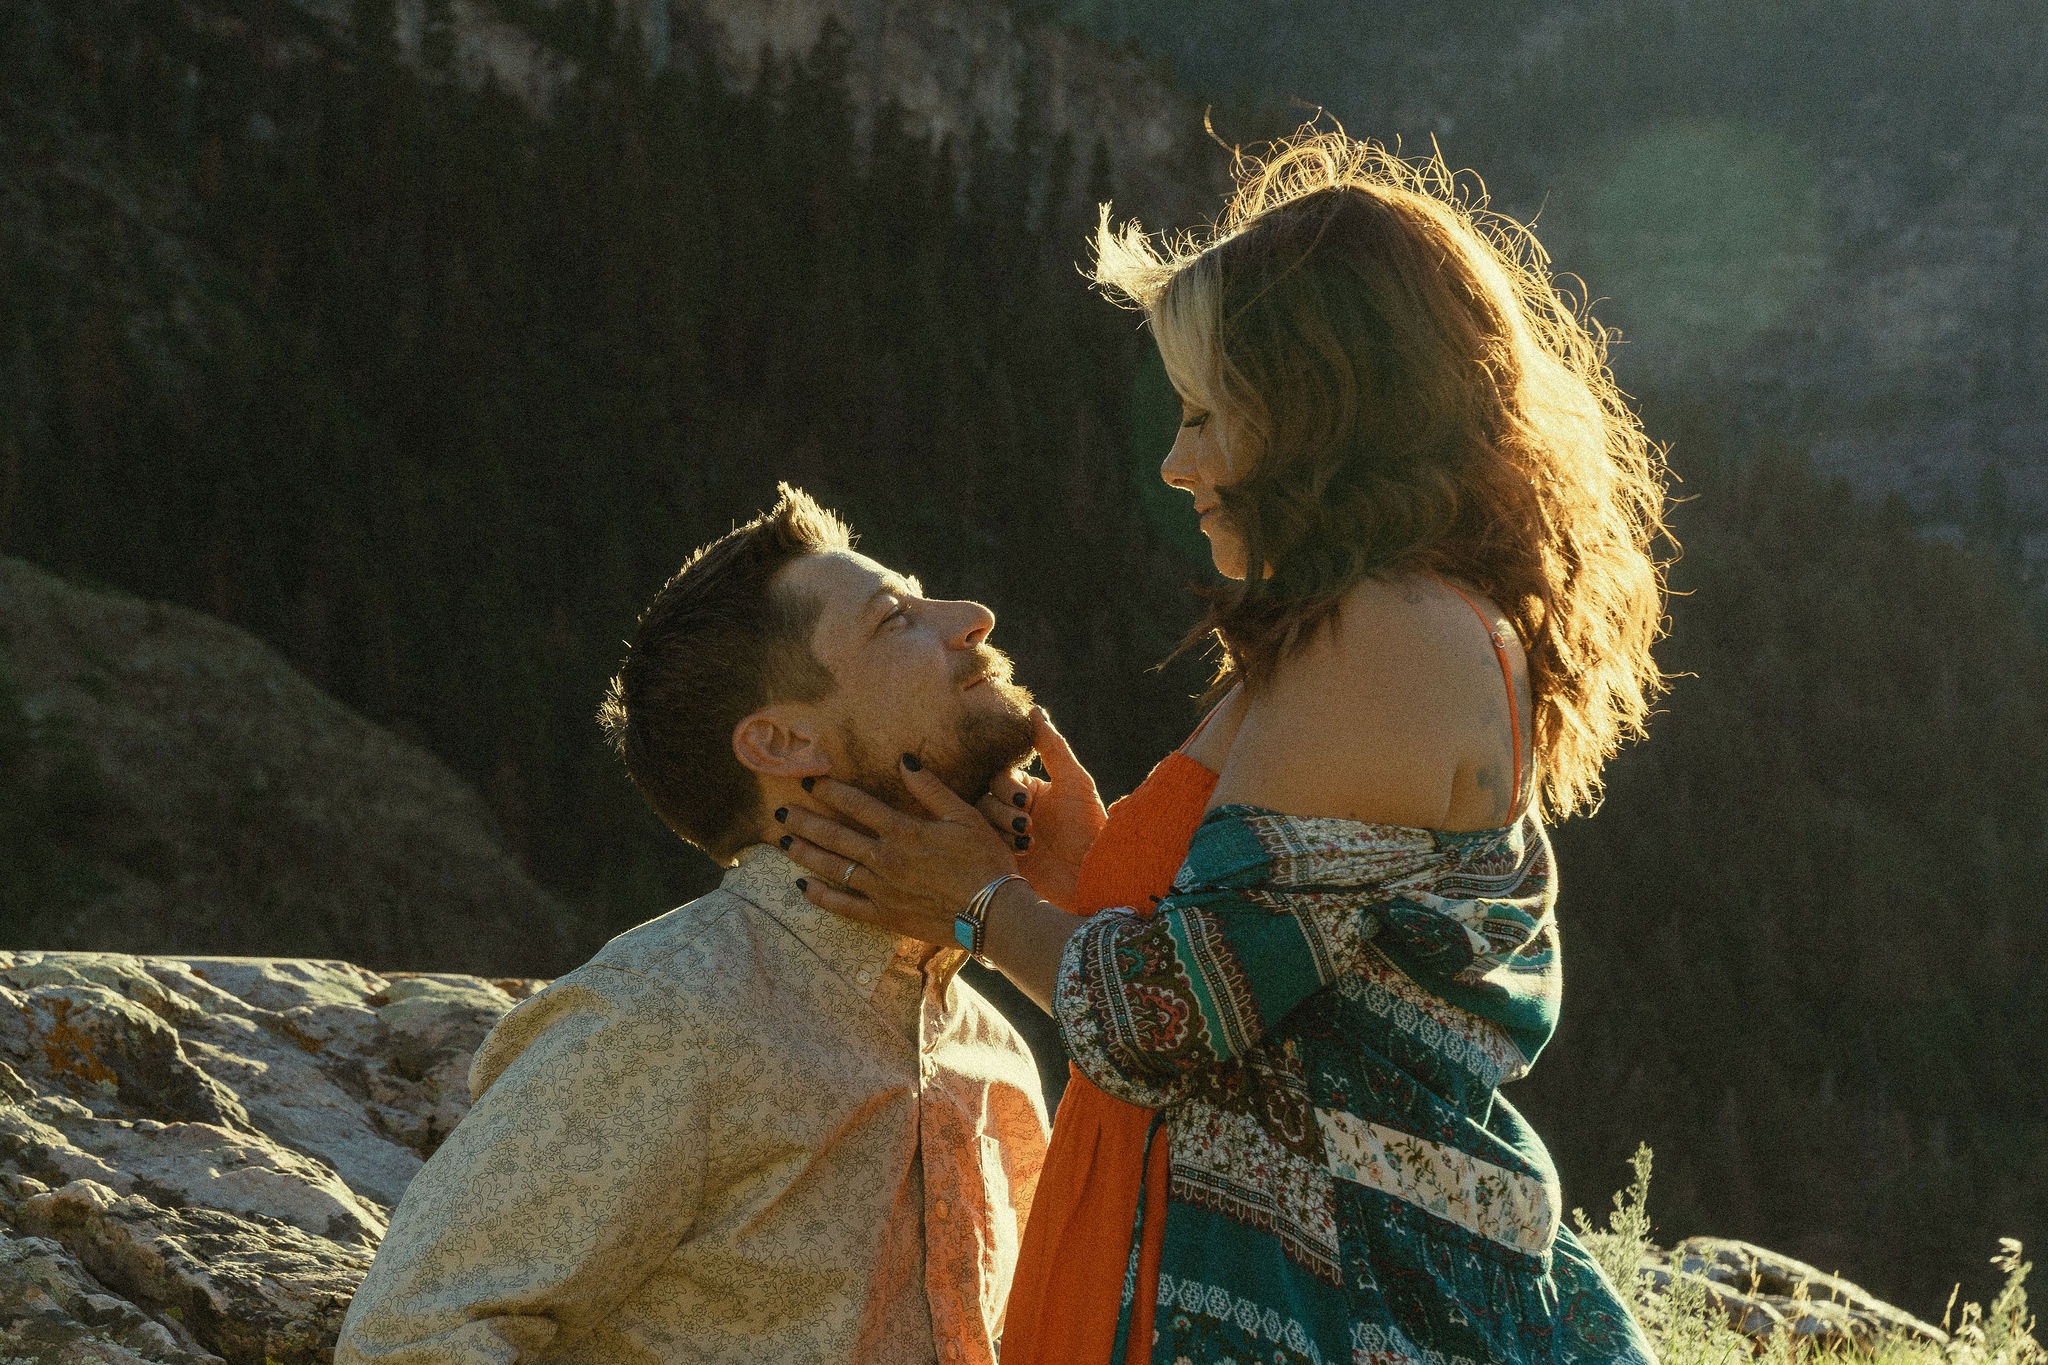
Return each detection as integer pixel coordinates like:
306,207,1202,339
597,485,851,863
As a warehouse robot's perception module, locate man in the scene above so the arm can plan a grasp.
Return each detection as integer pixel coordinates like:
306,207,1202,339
337,486,1049,1365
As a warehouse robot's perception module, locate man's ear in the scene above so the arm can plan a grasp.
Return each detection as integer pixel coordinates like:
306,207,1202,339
732,705,832,779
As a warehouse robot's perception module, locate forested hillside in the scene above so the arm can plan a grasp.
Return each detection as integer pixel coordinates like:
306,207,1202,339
2,0,2041,1319
1056,0,2048,557
1,0,1212,924
1532,410,2048,1318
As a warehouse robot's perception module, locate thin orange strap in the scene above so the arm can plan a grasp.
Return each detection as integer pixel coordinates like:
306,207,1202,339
1176,690,1234,755
1443,583,1524,812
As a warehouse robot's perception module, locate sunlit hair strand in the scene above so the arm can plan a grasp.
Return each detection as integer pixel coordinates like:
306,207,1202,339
1093,126,1671,819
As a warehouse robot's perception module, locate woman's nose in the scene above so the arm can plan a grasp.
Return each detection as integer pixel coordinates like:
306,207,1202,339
1161,433,1197,490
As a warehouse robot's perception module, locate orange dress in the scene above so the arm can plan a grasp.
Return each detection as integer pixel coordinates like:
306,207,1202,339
999,743,1217,1365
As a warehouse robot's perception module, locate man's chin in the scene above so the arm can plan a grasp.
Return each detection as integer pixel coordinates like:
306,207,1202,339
840,694,1035,814
942,689,1036,800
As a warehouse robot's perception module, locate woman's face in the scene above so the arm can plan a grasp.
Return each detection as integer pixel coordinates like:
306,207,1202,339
1161,391,1250,579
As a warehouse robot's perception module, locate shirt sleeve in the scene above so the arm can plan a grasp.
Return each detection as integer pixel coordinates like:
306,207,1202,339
1052,829,1465,1109
336,965,706,1365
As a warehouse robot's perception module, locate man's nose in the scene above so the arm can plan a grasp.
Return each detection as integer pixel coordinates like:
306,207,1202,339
942,599,996,650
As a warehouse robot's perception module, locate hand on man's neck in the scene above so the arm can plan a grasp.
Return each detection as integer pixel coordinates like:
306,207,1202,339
756,778,819,854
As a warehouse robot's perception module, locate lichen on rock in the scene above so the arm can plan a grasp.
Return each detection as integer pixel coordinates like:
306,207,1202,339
0,950,520,1364
0,1217,221,1364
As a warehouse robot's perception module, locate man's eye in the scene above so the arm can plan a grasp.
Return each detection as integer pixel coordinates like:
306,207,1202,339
884,605,909,626
1181,412,1210,430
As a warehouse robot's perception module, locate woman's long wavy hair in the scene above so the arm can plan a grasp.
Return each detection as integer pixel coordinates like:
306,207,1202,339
1095,128,1670,819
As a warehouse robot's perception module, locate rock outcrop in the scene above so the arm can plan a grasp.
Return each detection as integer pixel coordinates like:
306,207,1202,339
1641,1237,1950,1348
0,557,579,977
0,949,1952,1364
0,950,543,1364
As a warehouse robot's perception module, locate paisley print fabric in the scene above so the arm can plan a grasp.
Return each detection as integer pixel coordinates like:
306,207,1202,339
1053,805,1653,1365
338,844,1048,1365
1315,1109,1557,1257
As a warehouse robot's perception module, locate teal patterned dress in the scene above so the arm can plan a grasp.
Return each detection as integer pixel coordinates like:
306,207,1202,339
1052,803,1653,1365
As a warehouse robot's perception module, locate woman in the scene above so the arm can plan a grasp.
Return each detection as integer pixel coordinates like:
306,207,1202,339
776,130,1666,1365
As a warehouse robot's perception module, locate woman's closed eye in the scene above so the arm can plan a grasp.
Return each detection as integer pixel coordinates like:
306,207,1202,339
1181,411,1210,430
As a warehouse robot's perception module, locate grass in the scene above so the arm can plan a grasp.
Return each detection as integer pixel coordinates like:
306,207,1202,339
1576,1144,2040,1365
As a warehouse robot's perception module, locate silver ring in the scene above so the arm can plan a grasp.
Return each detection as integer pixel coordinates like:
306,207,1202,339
840,860,859,891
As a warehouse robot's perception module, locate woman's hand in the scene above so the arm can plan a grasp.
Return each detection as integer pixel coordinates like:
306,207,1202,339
975,707,1106,910
778,758,1019,946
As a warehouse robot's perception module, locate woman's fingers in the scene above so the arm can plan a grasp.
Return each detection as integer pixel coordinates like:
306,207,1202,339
898,758,983,823
780,831,875,893
1031,707,1098,795
978,791,1033,847
794,767,1016,924
805,776,915,837
777,803,879,866
794,872,888,927
990,768,1039,811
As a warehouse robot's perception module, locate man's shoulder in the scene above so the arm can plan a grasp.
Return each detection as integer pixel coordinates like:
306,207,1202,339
467,886,767,1098
555,884,774,1003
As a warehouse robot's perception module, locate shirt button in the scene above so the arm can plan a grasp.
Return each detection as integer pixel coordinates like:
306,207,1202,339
933,1198,950,1221
944,1342,961,1362
855,968,873,986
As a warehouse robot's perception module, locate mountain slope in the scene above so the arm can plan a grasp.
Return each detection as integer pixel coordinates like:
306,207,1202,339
2,558,580,975
1050,0,2048,555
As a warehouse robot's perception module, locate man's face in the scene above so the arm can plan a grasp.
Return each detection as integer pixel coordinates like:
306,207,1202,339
779,549,1036,808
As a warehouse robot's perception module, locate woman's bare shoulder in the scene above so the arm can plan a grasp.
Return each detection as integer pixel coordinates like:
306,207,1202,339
1207,575,1510,827
1332,573,1504,670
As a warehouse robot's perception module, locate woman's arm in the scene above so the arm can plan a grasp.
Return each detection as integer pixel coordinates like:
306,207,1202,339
980,876,1078,1012
1049,841,1449,1108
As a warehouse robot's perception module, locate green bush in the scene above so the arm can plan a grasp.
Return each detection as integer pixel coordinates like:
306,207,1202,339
1577,1144,2041,1365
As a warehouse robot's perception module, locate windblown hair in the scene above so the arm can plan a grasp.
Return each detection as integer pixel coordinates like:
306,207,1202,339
597,485,850,863
1094,128,1670,818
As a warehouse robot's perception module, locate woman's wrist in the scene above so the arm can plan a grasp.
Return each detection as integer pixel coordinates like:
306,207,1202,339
953,873,1024,959
979,875,1076,1014
981,875,1041,942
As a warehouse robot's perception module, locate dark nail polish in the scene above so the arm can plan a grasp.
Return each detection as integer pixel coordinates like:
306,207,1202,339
901,752,922,772
1012,792,1028,808
774,807,788,822
1012,816,1027,833
779,835,792,850
801,777,816,792
796,878,807,891
1014,834,1030,851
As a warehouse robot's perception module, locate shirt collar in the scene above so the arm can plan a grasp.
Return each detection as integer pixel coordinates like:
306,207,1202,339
724,844,938,997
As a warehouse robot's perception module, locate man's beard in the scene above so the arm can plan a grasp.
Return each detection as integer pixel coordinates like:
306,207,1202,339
840,651,1036,813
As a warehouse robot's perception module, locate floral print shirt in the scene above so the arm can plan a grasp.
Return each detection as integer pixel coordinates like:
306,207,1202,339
338,844,1049,1365
1055,805,1653,1365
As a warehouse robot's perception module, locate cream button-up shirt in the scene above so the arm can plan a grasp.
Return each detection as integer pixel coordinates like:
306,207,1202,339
336,845,1048,1365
